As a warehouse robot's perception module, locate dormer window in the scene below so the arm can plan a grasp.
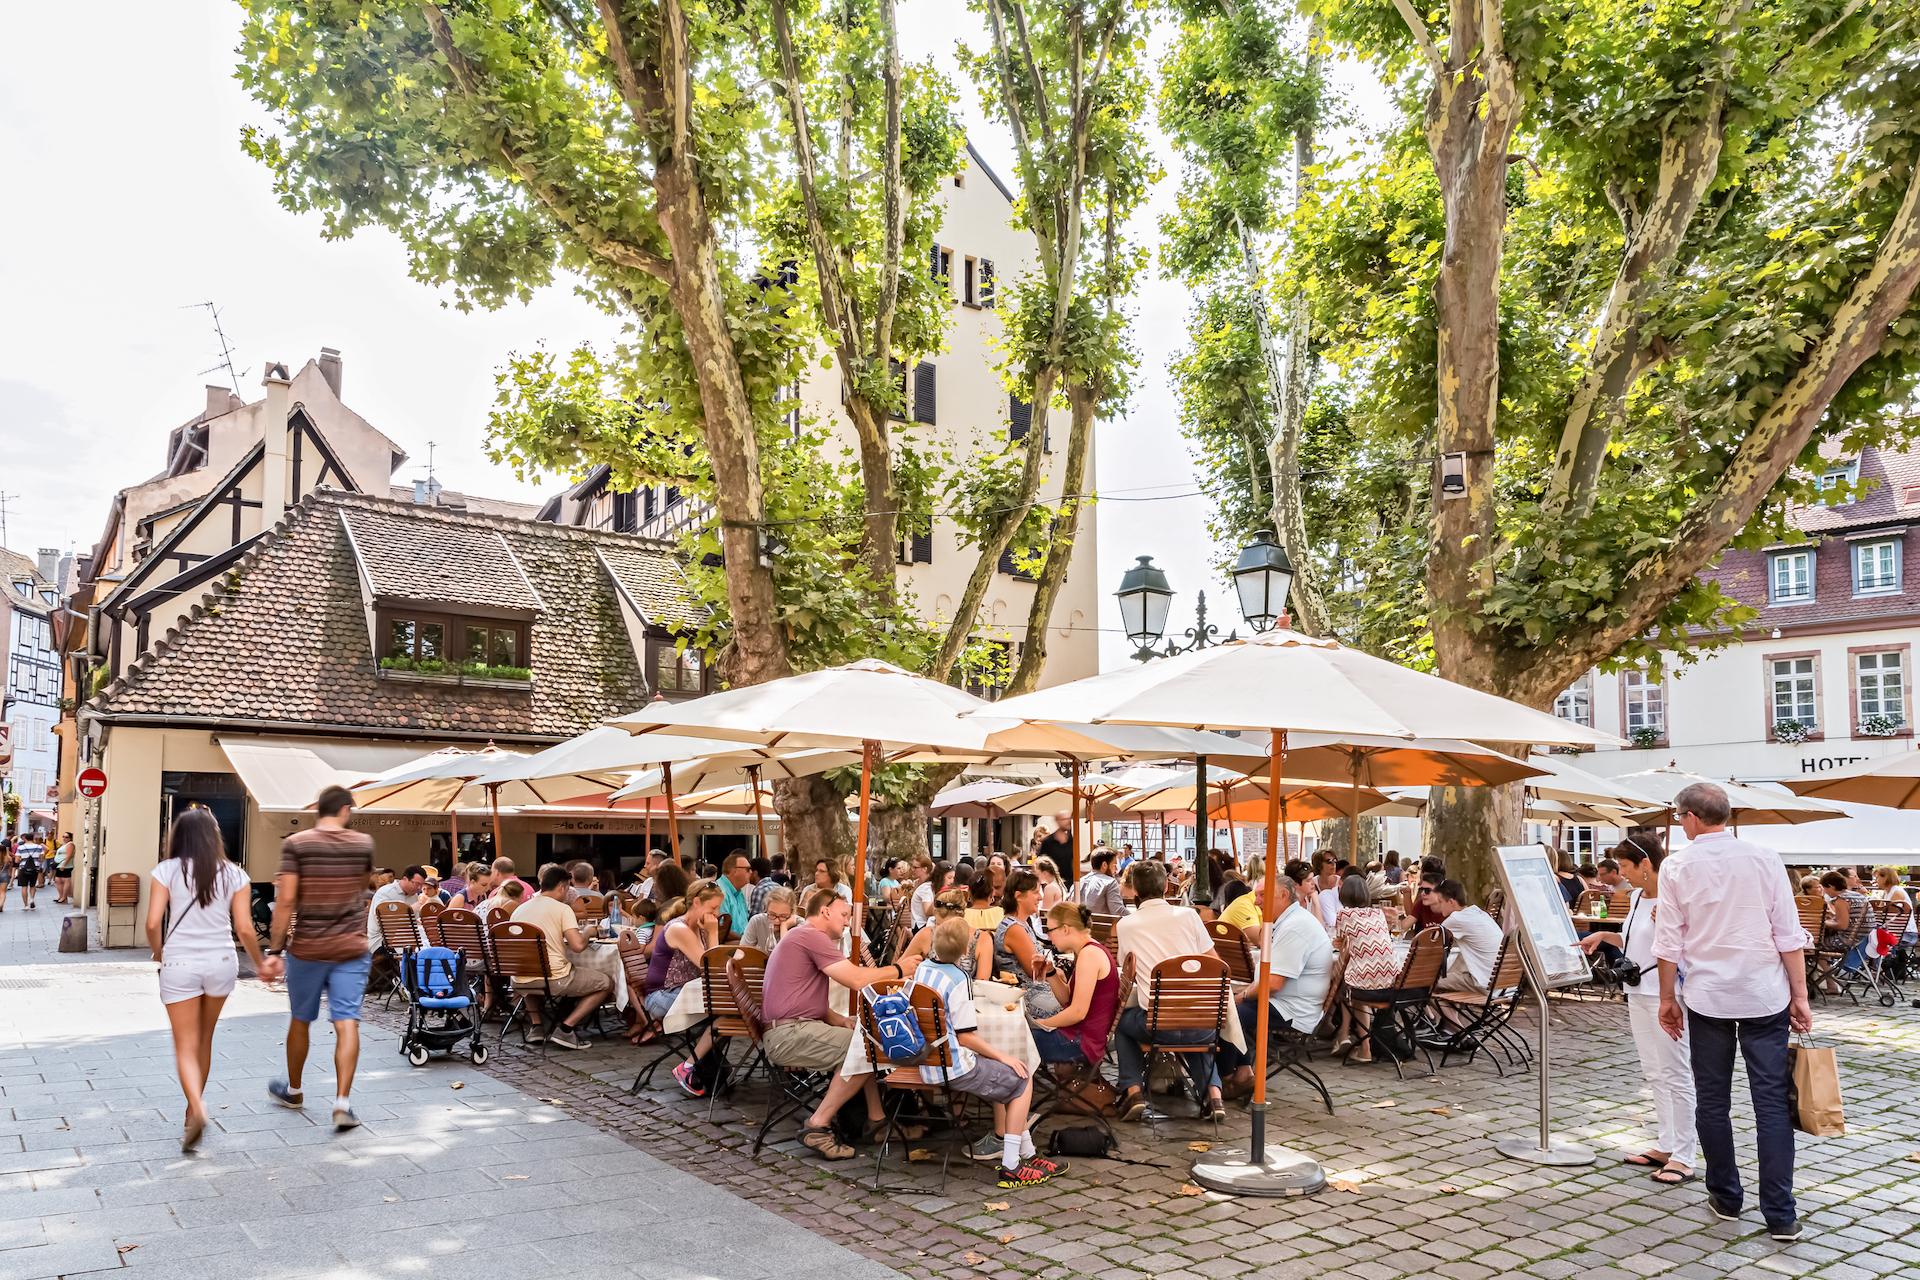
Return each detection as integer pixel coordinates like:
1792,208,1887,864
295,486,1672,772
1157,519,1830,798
1818,458,1859,501
12,581,29,597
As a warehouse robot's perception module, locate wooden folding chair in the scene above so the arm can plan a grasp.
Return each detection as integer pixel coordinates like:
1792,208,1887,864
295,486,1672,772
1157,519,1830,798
374,901,428,1009
855,979,966,1192
731,958,833,1158
1208,919,1256,986
419,900,445,946
486,920,559,1054
1811,895,1879,1004
434,908,496,1016
105,873,142,947
1139,953,1231,1130
1434,932,1531,1074
1088,912,1121,949
1872,900,1912,1004
697,945,769,1116
485,905,510,930
1349,926,1451,1079
572,892,610,930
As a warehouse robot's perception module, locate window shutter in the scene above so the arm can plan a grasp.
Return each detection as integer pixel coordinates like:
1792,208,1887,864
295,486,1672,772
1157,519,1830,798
930,242,943,280
998,546,1017,576
1009,393,1031,442
914,362,936,424
911,527,933,564
980,259,995,307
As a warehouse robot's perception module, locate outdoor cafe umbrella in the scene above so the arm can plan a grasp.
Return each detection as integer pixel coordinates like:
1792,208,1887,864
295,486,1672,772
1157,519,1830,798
346,744,528,860
977,627,1619,1195
1781,746,1920,809
609,749,860,865
929,780,1031,858
1612,767,1847,845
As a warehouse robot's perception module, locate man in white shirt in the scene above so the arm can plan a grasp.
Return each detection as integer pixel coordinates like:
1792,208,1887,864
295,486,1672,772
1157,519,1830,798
1653,781,1810,1242
1112,861,1225,1121
1429,880,1502,995
1217,861,1332,1098
366,865,427,949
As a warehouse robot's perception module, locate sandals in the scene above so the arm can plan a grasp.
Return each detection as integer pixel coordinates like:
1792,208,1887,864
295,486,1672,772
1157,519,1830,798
1650,1163,1697,1185
1621,1151,1667,1168
181,1113,206,1154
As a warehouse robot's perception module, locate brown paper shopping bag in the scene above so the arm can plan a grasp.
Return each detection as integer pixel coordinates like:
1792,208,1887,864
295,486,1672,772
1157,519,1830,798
1787,1038,1845,1137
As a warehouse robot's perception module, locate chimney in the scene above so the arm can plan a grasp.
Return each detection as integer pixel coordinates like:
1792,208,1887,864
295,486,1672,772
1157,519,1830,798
36,549,58,585
318,348,343,398
260,362,292,528
206,385,233,419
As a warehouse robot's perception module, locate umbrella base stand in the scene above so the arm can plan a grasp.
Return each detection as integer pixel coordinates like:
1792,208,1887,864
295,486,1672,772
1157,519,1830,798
1190,1104,1327,1198
1493,1136,1594,1166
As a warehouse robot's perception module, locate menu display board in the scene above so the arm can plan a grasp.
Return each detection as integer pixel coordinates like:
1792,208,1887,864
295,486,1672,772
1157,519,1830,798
1493,845,1593,989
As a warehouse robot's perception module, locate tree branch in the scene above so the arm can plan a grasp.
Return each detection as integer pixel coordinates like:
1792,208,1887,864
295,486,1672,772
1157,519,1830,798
870,0,907,363
1390,0,1447,79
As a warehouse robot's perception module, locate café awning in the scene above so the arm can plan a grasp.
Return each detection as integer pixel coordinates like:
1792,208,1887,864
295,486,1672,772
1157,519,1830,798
216,738,357,813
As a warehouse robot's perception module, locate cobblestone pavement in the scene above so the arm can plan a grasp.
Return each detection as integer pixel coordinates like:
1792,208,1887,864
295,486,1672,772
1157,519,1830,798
359,972,1920,1280
0,902,905,1280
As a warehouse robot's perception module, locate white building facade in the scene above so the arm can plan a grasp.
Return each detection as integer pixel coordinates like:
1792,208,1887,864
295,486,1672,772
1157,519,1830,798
3,550,64,836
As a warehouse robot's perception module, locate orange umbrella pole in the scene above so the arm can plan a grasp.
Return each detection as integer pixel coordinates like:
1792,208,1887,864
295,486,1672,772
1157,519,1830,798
1070,758,1083,883
1225,781,1240,859
749,765,768,859
489,784,505,865
1251,729,1287,1163
1349,751,1361,871
664,766,682,867
853,739,876,906
449,807,457,870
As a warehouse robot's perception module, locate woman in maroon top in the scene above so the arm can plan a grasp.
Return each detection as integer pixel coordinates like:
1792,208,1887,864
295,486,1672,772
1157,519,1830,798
1030,902,1119,1071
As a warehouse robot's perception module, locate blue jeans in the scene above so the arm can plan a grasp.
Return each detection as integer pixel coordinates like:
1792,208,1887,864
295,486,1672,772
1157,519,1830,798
284,953,372,1024
1115,1005,1219,1093
1690,1006,1796,1227
1031,1025,1087,1065
1215,996,1269,1074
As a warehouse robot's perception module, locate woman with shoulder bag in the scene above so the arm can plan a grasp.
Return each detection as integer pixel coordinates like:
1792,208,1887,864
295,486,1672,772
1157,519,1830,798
149,808,280,1153
1030,901,1119,1115
1578,843,1695,1185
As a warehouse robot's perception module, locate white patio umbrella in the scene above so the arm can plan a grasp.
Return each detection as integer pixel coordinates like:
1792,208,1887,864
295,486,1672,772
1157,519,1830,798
1780,747,1920,809
1612,767,1848,837
609,749,860,862
973,626,1621,1192
346,744,529,858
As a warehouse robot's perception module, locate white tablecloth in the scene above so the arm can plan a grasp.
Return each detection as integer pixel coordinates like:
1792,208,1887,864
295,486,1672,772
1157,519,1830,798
576,939,629,1011
839,979,1041,1079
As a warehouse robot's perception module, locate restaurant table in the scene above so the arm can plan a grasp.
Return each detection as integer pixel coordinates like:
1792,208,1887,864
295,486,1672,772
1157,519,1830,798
1569,915,1624,931
575,936,630,1011
840,978,1041,1078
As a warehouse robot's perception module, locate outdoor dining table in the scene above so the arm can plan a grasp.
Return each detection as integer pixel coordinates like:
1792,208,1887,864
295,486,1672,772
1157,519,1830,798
578,935,632,1011
1568,914,1624,931
840,978,1041,1077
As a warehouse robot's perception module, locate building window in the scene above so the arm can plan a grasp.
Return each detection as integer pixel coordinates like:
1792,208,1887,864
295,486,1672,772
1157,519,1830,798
1771,656,1818,731
1853,539,1901,594
382,611,529,673
463,623,519,668
1623,670,1664,738
963,256,977,305
1818,458,1859,497
652,641,703,695
1561,826,1597,857
1770,550,1813,603
1857,650,1905,728
1554,674,1592,727
387,616,445,663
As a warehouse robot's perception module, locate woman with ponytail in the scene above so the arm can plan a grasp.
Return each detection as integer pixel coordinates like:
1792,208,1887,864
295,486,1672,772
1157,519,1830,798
1030,902,1119,1088
641,878,725,1095
147,807,278,1153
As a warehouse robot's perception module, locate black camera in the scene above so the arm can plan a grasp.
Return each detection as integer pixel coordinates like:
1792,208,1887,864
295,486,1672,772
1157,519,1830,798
1595,956,1643,987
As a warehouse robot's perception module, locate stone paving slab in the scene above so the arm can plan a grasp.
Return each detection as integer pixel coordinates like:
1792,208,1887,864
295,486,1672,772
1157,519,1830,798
0,901,906,1280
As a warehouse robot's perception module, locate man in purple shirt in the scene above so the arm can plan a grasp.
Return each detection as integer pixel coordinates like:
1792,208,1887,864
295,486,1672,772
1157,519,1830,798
1653,781,1812,1242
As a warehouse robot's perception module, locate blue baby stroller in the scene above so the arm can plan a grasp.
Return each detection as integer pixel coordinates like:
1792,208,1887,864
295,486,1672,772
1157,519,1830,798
399,947,488,1067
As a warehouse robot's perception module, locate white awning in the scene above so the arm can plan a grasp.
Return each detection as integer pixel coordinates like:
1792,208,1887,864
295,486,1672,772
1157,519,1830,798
218,739,357,812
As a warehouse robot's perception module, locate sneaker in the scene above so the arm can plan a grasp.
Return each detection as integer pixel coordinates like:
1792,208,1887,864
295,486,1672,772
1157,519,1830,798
266,1079,304,1110
997,1158,1055,1189
673,1060,707,1096
1706,1194,1742,1222
523,1024,547,1045
1025,1153,1068,1178
550,1026,589,1051
1118,1088,1147,1122
1767,1219,1802,1242
800,1125,856,1160
967,1131,1004,1162
332,1102,361,1132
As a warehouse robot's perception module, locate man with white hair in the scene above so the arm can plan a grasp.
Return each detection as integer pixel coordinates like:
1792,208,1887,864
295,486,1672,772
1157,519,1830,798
1654,780,1811,1243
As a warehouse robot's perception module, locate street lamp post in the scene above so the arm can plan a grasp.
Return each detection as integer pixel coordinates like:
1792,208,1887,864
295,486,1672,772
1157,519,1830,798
1112,534,1297,905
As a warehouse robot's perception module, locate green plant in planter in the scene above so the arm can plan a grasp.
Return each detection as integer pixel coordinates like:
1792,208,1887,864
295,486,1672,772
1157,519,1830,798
1628,726,1662,749
1859,714,1903,738
458,661,532,682
1773,719,1814,745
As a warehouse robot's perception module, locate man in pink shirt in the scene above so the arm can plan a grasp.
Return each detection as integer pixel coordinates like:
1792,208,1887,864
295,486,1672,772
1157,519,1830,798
1653,781,1812,1243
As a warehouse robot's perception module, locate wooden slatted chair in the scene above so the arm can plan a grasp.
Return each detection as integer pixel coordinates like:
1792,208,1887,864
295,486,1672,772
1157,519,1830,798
1349,926,1450,1079
433,908,494,1015
373,901,428,1008
1088,912,1121,949
572,892,610,929
1433,932,1531,1074
1207,919,1257,986
694,944,769,1116
486,920,558,1054
1811,892,1879,1004
732,957,832,1159
418,900,445,946
1138,953,1232,1130
105,872,142,947
855,978,965,1192
484,906,511,930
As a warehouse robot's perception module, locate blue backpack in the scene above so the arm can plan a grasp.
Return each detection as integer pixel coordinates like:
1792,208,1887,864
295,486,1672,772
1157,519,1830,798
865,983,928,1065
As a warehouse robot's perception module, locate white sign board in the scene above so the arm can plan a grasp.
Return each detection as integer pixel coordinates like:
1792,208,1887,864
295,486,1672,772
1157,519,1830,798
1493,845,1592,990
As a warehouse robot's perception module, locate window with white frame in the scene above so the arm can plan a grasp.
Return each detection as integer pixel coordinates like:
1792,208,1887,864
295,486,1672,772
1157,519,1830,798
1819,458,1860,497
1853,539,1901,594
1772,656,1818,730
1624,670,1664,737
1770,550,1813,602
1554,673,1593,726
1562,826,1597,856
1858,651,1905,727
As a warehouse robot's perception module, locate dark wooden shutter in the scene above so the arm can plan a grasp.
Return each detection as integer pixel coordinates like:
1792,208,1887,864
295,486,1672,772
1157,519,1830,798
612,490,638,533
1009,393,1031,442
980,259,995,306
998,546,1018,575
930,242,943,280
914,362,936,424
911,527,933,563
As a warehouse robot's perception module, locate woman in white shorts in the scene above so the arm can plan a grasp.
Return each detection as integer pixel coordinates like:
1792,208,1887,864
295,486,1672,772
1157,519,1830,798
147,808,281,1153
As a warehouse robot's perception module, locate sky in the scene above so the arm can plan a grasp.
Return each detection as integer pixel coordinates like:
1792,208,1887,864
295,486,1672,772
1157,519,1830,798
0,2,1385,672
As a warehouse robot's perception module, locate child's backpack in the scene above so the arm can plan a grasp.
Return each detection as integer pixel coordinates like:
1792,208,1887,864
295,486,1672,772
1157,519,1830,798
865,983,928,1065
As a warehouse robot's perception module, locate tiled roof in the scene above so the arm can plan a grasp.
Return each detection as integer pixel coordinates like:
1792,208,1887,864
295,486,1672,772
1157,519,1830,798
1790,446,1920,534
596,540,707,632
384,485,544,520
342,504,543,614
92,492,696,737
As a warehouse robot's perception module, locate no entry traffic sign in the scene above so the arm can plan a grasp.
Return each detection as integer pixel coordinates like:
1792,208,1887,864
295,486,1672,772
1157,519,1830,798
76,767,108,799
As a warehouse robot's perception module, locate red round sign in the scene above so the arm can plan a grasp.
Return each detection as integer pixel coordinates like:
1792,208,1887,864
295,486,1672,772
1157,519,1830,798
76,768,107,799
